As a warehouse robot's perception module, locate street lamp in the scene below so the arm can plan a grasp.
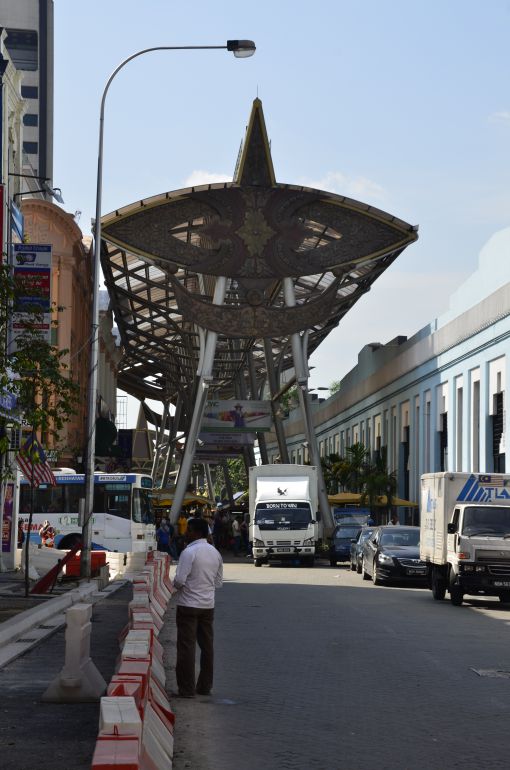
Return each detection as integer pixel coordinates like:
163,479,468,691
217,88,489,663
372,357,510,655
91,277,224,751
81,40,256,577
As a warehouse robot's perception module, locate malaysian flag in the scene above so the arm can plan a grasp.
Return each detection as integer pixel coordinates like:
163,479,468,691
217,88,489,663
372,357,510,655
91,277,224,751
16,435,57,487
479,475,506,487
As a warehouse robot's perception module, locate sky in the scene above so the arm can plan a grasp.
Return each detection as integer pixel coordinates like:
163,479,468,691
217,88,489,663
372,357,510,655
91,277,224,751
53,0,510,424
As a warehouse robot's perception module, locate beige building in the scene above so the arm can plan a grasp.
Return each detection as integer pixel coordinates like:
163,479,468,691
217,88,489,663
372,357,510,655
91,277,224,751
21,199,121,467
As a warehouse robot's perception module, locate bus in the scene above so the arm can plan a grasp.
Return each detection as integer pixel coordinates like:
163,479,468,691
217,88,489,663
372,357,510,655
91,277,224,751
19,471,156,552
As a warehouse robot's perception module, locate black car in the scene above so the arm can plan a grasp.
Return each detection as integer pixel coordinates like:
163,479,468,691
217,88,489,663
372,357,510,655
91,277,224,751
360,526,428,585
349,527,374,572
329,524,362,566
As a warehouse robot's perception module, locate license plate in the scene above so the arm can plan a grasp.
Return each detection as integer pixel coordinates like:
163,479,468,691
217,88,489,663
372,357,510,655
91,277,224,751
277,547,290,552
493,581,510,587
407,568,426,575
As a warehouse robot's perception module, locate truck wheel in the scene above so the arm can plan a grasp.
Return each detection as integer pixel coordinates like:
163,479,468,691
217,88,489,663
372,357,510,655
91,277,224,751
329,559,336,567
362,558,371,581
450,586,464,606
350,560,356,571
305,556,315,568
254,559,263,567
356,560,362,574
499,592,510,604
432,573,446,601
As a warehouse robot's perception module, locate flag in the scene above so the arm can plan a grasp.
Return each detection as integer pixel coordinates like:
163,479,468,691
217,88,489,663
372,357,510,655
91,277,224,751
15,435,57,487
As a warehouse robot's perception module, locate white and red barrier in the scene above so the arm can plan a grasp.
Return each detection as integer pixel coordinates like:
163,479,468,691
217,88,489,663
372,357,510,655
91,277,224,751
91,552,176,770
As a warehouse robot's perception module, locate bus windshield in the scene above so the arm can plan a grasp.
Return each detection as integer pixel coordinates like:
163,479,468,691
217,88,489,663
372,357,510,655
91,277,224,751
255,503,312,530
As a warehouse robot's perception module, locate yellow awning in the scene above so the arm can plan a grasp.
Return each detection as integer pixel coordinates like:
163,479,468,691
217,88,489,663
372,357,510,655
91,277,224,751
328,492,418,507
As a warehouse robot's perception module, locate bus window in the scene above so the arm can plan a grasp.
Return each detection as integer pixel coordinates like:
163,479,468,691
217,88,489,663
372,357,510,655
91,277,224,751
132,489,155,524
94,483,130,519
66,483,85,513
20,485,65,513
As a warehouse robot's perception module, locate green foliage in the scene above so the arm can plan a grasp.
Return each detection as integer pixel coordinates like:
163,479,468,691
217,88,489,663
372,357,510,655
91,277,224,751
279,385,299,413
329,380,341,394
213,458,248,501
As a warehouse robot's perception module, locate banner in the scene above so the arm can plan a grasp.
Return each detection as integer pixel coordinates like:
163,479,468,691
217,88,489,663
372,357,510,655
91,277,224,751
2,483,15,553
10,243,52,351
201,400,271,433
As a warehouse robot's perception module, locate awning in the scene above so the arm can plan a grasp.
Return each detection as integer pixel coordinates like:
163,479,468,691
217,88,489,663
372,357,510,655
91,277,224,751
328,492,418,507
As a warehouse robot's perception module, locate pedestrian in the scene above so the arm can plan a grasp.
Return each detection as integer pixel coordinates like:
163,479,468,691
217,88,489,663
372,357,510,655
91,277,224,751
17,519,25,549
212,509,224,551
240,515,249,553
389,513,400,526
232,515,242,555
156,518,172,553
173,517,223,698
177,511,188,555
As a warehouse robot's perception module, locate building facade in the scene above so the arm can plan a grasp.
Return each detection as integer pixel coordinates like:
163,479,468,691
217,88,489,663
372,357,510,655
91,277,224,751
266,228,510,508
0,0,53,187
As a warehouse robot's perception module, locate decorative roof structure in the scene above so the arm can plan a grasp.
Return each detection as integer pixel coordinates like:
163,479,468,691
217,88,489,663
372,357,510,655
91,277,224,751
100,100,418,419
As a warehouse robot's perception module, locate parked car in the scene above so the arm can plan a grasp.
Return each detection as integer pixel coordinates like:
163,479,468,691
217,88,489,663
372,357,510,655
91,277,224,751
361,526,428,585
329,524,362,566
350,527,374,572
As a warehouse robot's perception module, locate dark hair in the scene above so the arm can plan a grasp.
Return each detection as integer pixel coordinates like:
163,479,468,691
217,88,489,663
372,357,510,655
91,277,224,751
187,517,209,539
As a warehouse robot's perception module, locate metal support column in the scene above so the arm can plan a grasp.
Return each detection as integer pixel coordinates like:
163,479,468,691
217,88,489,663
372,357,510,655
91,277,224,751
263,338,289,464
236,369,256,467
169,277,227,524
151,399,170,484
222,459,234,507
161,394,182,489
204,462,214,502
283,278,333,534
248,349,268,464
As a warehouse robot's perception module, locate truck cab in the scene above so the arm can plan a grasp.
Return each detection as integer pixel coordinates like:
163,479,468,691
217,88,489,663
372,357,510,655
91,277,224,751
445,503,510,604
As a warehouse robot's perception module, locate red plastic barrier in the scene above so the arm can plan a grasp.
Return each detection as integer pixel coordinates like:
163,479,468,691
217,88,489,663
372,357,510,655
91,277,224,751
91,736,140,769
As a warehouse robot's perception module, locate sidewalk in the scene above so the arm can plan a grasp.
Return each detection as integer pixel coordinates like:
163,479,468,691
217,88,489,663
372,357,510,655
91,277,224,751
0,581,133,770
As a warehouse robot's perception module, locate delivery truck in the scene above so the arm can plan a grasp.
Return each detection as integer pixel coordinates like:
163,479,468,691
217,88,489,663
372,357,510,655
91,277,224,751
249,464,320,567
419,472,510,605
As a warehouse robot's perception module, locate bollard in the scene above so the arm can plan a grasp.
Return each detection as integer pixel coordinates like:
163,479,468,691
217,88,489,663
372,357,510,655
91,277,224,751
42,602,107,702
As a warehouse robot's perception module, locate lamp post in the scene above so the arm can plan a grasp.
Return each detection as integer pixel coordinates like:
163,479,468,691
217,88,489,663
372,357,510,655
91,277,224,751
81,40,256,578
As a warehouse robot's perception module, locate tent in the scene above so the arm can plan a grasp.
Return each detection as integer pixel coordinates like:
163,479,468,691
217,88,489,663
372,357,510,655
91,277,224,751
328,492,418,507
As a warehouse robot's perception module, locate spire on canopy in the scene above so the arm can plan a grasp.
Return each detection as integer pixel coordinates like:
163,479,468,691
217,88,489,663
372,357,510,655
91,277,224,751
234,98,276,187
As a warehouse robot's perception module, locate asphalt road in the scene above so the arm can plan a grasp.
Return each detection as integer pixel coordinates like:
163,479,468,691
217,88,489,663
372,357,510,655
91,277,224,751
164,558,510,770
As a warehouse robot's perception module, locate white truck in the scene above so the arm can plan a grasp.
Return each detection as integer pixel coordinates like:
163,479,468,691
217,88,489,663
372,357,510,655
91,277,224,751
419,472,510,606
249,464,320,567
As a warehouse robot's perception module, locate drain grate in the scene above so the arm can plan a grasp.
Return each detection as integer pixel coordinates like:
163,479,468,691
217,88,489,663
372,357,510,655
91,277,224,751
37,624,56,630
471,668,510,679
16,638,37,644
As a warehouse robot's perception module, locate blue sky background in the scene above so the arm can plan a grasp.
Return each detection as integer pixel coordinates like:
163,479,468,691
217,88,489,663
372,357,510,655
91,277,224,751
53,0,510,423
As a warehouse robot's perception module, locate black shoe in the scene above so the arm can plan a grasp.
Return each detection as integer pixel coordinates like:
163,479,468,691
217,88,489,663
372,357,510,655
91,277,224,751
196,689,211,696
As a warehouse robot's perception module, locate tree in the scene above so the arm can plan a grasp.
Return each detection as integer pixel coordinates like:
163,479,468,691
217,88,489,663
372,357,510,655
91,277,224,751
320,453,342,493
329,380,341,394
213,458,248,501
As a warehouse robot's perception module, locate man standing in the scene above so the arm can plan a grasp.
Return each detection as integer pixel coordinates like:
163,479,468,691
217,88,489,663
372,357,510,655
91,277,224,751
173,517,223,697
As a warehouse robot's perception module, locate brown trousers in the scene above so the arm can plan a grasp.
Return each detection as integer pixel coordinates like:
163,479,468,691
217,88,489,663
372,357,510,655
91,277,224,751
175,605,214,696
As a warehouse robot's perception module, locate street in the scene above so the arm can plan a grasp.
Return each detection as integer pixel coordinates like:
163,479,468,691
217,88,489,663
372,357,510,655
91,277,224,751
163,558,510,770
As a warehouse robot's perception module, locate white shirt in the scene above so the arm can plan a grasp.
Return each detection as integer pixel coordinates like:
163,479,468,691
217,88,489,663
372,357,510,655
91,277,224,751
173,538,223,609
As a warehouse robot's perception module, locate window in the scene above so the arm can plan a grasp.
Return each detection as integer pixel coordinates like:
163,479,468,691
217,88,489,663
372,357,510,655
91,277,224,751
5,29,38,71
93,483,130,519
23,113,39,127
21,85,38,99
132,489,154,524
23,141,38,155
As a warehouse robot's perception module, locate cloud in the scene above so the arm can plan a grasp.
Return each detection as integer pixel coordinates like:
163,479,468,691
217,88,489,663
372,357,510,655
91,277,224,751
299,171,387,204
182,169,231,187
488,111,510,125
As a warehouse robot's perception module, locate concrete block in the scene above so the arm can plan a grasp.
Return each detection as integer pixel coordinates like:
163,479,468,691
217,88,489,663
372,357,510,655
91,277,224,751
99,696,142,741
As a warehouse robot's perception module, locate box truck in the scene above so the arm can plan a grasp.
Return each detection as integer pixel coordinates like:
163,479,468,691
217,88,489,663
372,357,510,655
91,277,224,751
249,464,320,567
419,473,510,605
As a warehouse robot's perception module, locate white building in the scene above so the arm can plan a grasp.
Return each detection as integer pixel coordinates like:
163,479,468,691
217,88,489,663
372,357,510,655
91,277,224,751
268,228,510,507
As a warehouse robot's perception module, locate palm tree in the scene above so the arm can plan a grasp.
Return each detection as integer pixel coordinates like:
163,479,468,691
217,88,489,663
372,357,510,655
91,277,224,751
361,446,397,524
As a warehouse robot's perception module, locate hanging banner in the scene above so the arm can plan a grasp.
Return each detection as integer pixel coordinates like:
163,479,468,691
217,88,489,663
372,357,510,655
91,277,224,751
202,400,271,433
10,243,52,351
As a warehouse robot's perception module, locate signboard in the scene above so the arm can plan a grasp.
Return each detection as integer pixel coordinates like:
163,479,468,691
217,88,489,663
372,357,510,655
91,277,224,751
10,244,52,350
198,432,255,447
2,483,15,553
0,389,18,420
202,400,271,433
10,199,24,242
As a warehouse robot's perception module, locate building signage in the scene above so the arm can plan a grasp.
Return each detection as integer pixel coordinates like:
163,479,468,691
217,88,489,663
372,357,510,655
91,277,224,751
0,389,18,420
10,244,52,350
201,400,271,433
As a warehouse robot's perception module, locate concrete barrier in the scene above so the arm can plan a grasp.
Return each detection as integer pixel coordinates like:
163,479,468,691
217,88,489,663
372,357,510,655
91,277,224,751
42,602,107,702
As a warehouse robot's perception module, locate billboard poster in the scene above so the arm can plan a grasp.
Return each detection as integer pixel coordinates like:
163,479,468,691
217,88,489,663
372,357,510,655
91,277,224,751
198,432,256,447
202,400,271,433
2,483,15,553
10,244,52,350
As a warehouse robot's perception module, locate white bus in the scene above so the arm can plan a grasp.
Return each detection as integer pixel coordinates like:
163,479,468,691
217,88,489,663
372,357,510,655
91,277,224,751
19,471,156,552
